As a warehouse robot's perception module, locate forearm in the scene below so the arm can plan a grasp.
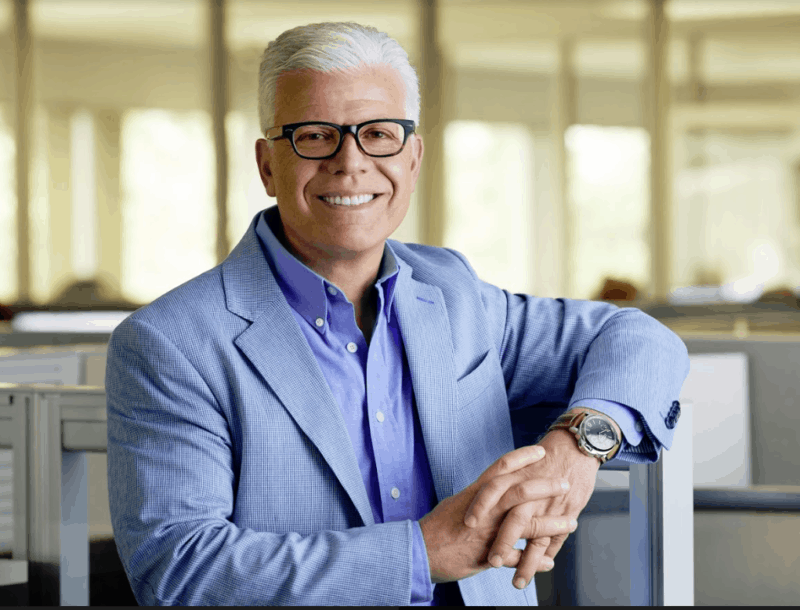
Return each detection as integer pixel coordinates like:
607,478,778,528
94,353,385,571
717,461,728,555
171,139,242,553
115,515,417,606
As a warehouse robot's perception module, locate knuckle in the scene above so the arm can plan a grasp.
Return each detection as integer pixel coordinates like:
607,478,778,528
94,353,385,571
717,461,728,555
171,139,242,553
486,478,505,495
497,455,513,472
508,507,530,529
528,518,551,541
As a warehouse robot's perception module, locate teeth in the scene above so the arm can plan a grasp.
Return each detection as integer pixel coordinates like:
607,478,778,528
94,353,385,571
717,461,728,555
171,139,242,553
321,194,376,206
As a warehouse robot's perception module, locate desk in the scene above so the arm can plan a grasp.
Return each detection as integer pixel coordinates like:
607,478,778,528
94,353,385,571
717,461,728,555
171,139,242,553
0,384,693,606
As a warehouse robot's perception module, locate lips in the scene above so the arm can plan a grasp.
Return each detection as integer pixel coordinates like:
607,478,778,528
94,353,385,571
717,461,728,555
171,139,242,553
318,194,378,206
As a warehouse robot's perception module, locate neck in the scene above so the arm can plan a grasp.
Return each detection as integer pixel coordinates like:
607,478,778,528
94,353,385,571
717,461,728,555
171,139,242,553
275,224,383,341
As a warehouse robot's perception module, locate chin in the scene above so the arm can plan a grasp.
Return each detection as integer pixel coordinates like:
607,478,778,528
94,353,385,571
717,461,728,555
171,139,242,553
325,234,386,258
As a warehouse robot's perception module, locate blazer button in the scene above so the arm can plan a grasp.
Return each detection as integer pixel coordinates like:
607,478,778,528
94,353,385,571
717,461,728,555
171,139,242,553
665,400,681,430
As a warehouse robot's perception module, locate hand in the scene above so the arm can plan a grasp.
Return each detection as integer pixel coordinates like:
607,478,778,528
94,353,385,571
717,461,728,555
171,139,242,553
462,429,601,590
419,444,575,584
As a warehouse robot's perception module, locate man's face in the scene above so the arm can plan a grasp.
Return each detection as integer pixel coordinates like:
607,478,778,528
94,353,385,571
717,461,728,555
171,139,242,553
255,65,424,263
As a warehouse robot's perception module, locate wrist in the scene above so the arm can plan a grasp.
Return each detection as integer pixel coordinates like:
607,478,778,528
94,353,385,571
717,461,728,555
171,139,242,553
540,428,601,473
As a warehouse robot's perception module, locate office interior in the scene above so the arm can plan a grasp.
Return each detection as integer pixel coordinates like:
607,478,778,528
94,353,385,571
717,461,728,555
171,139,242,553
1,0,799,605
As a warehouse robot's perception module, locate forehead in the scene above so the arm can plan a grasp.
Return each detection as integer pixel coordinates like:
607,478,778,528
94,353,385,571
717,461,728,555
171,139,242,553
273,65,406,125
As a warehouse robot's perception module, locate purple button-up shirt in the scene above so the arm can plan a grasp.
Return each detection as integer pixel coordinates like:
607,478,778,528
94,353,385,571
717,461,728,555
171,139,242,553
255,209,647,605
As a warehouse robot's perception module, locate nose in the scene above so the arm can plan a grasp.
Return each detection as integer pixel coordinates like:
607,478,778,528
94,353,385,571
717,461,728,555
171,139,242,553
325,132,368,174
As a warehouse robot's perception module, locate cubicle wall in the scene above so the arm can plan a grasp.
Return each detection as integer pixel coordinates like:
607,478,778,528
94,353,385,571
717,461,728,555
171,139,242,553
682,336,800,486
0,346,109,554
562,335,800,606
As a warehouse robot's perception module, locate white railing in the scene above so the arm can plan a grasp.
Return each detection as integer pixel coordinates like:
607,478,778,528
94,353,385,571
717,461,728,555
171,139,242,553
0,383,694,606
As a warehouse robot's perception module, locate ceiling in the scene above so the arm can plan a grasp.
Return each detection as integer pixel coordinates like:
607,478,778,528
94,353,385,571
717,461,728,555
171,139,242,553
0,0,799,47
1,0,800,81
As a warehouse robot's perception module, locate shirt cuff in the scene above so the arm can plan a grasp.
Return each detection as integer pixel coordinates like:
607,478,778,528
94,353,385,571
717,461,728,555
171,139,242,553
410,520,435,605
568,398,644,447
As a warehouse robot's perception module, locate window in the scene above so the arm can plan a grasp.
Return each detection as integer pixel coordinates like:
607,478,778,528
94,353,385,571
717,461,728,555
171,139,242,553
0,105,16,303
566,125,651,299
673,129,800,300
443,121,534,295
120,109,215,304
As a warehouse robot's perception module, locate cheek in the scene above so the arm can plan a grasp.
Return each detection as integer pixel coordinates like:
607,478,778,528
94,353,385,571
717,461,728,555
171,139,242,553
275,160,313,198
382,160,411,192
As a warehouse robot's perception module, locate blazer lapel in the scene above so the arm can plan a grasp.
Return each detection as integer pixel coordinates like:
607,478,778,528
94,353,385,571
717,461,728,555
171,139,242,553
393,267,458,502
222,222,375,526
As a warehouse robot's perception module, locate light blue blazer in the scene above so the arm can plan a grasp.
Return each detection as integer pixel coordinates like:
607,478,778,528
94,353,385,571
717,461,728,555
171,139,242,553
106,212,690,606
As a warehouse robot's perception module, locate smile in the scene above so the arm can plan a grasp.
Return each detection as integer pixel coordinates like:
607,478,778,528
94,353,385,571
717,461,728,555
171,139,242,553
319,194,377,206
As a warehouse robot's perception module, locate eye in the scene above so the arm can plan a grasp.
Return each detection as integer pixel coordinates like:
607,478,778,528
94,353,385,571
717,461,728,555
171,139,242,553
296,131,333,142
361,125,399,141
293,126,338,143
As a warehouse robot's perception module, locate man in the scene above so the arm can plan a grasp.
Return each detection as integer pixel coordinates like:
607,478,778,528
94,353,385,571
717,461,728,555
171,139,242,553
106,22,689,606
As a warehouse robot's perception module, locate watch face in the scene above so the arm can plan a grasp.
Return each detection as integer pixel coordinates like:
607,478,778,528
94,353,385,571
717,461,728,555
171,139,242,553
583,416,617,451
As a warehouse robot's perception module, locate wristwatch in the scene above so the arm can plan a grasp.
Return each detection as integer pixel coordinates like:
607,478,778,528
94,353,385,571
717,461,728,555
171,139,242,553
547,411,621,464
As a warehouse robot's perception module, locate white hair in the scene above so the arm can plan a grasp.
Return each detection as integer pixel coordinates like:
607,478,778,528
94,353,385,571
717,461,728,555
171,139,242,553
257,22,420,134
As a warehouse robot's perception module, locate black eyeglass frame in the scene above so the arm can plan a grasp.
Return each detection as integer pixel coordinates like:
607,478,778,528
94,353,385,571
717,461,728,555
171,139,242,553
265,119,417,159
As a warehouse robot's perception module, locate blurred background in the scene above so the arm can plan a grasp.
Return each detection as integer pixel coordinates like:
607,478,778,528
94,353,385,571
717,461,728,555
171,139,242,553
1,0,799,606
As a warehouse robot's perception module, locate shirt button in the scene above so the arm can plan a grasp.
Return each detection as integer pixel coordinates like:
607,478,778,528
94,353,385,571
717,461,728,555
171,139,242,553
391,487,400,499
315,318,324,328
635,422,643,433
327,286,338,296
376,411,385,423
346,342,357,353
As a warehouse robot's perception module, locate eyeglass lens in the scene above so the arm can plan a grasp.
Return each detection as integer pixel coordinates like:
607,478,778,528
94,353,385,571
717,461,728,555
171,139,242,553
292,122,405,158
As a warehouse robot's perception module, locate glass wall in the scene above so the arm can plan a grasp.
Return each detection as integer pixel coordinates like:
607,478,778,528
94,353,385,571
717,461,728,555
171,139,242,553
1,0,799,311
0,105,16,304
120,109,215,304
443,121,534,295
567,125,650,299
0,0,16,303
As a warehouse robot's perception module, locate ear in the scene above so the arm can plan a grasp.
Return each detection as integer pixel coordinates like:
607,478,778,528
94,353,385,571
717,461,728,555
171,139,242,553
409,134,424,190
255,138,277,198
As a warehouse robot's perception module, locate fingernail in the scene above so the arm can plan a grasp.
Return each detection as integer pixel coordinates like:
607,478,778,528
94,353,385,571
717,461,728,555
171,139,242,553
536,446,545,457
514,577,527,589
561,480,570,491
489,554,503,568
464,515,477,528
569,519,578,531
542,558,555,571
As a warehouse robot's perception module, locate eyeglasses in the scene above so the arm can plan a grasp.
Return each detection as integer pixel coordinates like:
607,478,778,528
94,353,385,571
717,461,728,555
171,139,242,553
265,119,416,159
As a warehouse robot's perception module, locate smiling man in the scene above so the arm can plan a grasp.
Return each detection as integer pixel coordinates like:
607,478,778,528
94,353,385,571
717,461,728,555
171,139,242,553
106,22,690,606
256,65,421,343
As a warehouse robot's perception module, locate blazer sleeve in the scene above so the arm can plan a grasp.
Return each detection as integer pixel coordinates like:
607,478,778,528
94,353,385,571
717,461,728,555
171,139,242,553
105,317,417,606
445,248,690,459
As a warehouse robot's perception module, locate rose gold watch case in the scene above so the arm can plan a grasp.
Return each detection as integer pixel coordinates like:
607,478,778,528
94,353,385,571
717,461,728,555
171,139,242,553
553,412,620,464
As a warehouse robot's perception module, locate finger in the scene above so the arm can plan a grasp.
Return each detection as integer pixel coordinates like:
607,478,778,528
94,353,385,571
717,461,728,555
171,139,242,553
538,532,572,572
465,474,568,528
513,520,579,589
487,508,577,568
539,530,572,566
496,477,570,515
479,445,546,484
511,538,552,589
489,547,522,569
463,446,546,528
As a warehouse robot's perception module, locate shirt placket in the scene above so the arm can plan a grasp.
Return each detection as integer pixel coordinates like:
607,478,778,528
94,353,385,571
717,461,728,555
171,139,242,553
367,287,413,522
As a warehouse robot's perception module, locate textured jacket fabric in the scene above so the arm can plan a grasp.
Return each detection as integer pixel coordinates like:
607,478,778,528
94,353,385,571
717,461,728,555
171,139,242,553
106,213,690,606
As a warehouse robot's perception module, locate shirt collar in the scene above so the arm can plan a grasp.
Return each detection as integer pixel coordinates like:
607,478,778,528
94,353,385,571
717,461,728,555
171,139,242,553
255,207,401,329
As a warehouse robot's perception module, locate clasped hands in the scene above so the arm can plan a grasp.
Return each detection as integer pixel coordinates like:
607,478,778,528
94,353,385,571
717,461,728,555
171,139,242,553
419,429,600,590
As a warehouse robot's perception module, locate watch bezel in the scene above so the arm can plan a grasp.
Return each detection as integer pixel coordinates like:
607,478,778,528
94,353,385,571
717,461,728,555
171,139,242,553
580,414,618,451
575,414,620,462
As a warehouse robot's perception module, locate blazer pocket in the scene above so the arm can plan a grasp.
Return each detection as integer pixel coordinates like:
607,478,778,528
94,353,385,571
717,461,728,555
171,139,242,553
456,351,497,410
